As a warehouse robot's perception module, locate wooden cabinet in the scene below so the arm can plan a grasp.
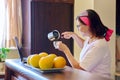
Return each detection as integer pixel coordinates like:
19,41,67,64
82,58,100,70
21,0,74,66
116,0,120,35
0,62,5,79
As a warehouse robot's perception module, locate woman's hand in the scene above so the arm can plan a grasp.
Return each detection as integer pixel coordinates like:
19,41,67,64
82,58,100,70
62,31,84,48
53,41,69,53
61,31,76,39
53,41,83,70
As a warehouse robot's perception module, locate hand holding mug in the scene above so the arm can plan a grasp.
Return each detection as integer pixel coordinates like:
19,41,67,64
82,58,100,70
53,41,69,52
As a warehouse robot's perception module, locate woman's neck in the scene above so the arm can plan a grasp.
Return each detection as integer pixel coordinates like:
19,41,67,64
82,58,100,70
88,36,97,44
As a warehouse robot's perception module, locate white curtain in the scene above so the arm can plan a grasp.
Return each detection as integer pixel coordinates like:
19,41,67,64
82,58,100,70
0,0,22,48
0,0,7,48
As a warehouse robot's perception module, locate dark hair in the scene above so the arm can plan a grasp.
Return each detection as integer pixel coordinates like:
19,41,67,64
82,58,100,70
77,9,108,38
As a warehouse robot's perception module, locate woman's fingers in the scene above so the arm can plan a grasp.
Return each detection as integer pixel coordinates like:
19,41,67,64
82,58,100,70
61,32,73,39
53,41,68,52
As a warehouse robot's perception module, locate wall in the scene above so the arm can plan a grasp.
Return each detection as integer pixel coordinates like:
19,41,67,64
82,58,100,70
94,0,116,79
74,0,116,79
74,0,94,60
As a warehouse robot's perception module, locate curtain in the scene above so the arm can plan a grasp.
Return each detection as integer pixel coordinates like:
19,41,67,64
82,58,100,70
0,0,7,48
0,0,22,48
7,0,22,47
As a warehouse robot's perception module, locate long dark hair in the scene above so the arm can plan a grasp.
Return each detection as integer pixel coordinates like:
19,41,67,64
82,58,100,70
77,9,108,38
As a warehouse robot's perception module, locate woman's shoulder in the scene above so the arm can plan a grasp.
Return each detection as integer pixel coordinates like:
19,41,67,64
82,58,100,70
84,37,108,48
95,38,109,48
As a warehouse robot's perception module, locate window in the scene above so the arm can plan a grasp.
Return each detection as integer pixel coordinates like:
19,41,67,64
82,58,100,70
0,0,8,48
0,0,22,48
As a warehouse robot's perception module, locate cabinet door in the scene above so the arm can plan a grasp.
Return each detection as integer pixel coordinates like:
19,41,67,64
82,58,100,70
116,0,120,35
22,0,74,66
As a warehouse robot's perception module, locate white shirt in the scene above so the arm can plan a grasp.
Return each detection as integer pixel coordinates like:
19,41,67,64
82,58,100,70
79,38,111,78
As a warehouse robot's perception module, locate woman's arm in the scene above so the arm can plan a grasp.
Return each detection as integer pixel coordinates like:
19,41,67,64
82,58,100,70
64,48,85,70
61,32,85,48
55,41,85,70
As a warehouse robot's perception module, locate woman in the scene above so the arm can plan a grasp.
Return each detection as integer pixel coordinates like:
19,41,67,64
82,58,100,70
54,9,113,78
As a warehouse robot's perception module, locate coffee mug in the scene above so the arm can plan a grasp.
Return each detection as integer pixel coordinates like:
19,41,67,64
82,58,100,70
47,30,60,41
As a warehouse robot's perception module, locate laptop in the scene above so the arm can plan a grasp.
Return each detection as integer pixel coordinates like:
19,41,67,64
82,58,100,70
14,37,27,63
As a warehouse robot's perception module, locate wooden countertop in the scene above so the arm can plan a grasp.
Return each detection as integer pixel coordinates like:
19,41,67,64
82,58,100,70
5,59,111,80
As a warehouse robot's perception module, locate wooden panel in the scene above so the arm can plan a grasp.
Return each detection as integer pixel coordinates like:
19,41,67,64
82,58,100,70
0,75,4,78
32,0,74,4
116,0,120,35
21,0,31,56
31,1,73,53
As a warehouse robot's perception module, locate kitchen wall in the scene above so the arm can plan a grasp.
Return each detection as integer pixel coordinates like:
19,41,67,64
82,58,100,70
74,0,94,62
74,0,116,79
94,0,116,79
